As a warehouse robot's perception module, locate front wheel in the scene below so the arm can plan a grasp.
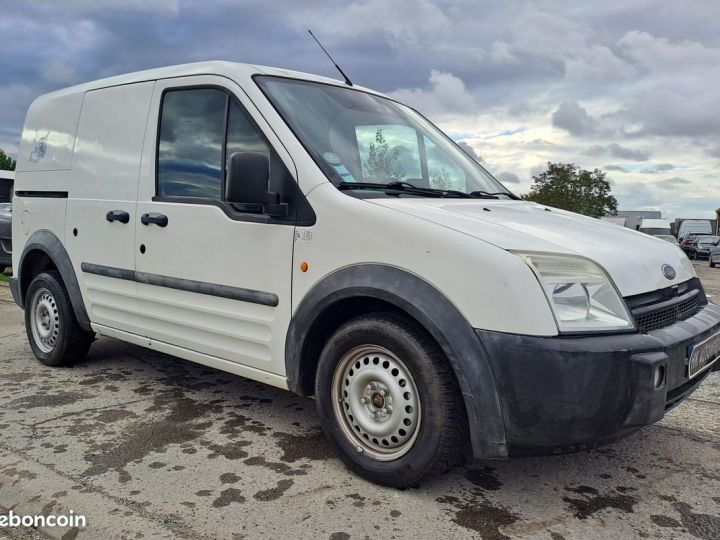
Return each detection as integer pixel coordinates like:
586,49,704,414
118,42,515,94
315,314,468,488
25,271,94,366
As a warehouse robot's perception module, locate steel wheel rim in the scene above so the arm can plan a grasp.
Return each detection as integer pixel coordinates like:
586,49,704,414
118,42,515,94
331,345,421,461
30,287,60,354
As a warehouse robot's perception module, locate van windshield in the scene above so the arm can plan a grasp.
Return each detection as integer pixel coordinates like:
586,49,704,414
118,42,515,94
255,76,514,198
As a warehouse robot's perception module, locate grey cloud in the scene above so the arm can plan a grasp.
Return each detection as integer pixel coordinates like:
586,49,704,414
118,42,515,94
607,143,650,161
551,100,596,135
655,176,691,189
497,171,520,184
456,141,482,162
582,143,649,161
640,163,674,174
603,164,628,172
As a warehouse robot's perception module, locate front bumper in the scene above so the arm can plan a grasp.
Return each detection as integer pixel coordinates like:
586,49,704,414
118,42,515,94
477,303,720,456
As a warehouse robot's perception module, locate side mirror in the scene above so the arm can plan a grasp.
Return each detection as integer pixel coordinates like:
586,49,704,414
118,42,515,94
226,152,288,217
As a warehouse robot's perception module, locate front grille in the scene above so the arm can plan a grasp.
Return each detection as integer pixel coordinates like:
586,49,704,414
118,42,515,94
625,278,706,333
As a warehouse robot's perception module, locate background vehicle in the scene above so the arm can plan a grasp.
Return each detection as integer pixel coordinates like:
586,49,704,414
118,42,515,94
9,62,720,487
0,202,11,273
710,242,720,268
690,235,720,260
678,219,713,240
652,234,678,245
639,218,671,236
681,232,711,255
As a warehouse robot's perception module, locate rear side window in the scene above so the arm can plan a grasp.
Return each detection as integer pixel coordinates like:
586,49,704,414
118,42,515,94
157,88,273,201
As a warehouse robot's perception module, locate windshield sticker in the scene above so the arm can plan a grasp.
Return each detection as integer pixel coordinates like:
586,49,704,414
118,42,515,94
323,152,341,165
333,164,356,182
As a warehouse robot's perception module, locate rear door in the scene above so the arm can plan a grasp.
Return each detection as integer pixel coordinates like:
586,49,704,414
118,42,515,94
134,76,298,376
66,82,154,335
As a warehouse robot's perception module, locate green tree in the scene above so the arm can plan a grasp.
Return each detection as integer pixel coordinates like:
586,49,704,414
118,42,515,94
363,129,404,181
0,149,16,171
430,167,452,190
523,162,617,217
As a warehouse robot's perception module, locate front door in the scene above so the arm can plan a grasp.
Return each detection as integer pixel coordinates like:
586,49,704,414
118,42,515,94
134,76,297,376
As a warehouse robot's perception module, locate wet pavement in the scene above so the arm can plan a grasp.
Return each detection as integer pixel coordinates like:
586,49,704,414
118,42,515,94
0,261,718,539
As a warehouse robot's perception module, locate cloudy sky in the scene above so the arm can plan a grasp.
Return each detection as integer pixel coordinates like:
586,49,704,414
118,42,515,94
2,0,719,219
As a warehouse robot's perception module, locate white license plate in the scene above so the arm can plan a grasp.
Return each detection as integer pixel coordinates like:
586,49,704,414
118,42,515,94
687,330,720,378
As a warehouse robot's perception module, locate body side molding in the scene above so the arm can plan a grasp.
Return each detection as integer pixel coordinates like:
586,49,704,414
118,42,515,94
285,263,508,459
81,262,279,307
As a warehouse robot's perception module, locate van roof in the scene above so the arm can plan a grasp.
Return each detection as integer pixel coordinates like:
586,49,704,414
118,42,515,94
38,61,385,100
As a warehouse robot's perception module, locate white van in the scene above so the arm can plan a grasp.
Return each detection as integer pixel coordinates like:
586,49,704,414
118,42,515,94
10,62,720,487
638,218,671,236
678,219,713,241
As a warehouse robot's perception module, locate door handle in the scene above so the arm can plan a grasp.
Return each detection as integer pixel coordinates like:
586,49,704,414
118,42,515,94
141,213,168,227
106,210,130,224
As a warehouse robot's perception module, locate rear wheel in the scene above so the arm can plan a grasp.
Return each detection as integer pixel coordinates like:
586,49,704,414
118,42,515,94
25,271,94,367
315,313,468,488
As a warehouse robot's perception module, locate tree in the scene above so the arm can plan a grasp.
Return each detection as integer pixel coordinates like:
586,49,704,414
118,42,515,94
363,129,404,181
430,167,452,190
523,162,617,217
0,149,16,171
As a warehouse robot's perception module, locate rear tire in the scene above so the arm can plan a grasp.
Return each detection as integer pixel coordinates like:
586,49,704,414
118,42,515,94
315,313,468,488
25,271,94,367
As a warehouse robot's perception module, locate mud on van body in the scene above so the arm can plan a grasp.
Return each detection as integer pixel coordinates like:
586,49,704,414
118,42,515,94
10,62,720,487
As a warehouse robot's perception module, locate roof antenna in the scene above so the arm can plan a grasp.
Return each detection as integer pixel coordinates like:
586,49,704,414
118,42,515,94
308,29,353,86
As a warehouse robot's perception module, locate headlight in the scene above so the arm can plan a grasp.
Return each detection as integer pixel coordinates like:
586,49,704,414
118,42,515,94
516,252,635,333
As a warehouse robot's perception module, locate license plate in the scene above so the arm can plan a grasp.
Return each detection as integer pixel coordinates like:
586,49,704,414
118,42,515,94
687,330,720,378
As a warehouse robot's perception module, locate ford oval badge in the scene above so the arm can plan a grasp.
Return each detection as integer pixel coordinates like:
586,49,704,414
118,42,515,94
662,264,676,280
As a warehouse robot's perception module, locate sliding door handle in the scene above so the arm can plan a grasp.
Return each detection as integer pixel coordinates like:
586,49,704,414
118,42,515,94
106,210,130,224
141,213,168,227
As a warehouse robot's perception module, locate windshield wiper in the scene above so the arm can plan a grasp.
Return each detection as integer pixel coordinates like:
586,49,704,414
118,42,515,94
469,190,520,200
338,181,473,198
338,181,519,200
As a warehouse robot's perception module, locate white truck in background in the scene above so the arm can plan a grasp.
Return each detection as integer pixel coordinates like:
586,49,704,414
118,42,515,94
678,219,713,241
639,218,672,236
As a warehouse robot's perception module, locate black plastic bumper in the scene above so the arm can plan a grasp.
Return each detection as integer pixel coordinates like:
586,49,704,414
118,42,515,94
476,303,720,456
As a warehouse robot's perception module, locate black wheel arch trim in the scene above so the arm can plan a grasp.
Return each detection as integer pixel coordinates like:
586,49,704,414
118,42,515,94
285,263,508,458
16,230,92,332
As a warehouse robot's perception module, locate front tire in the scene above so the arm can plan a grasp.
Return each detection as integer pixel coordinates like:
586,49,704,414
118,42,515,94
315,314,467,488
25,271,94,367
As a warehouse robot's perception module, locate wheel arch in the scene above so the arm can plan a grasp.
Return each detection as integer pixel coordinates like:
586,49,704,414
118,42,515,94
285,264,508,458
17,230,91,331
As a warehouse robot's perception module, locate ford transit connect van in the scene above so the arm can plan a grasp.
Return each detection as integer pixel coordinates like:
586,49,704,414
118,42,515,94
10,62,720,487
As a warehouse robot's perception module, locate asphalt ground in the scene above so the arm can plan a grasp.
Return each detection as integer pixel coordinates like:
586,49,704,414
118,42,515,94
0,261,718,539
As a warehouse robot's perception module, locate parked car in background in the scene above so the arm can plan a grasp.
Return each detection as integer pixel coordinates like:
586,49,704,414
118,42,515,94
681,233,711,255
690,235,720,260
0,202,11,273
652,234,679,245
710,242,720,268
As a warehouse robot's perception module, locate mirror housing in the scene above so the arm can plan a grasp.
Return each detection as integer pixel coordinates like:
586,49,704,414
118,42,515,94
226,152,288,217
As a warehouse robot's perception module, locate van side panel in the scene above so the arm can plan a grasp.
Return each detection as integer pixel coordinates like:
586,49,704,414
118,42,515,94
16,92,84,176
12,92,85,276
65,82,155,335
